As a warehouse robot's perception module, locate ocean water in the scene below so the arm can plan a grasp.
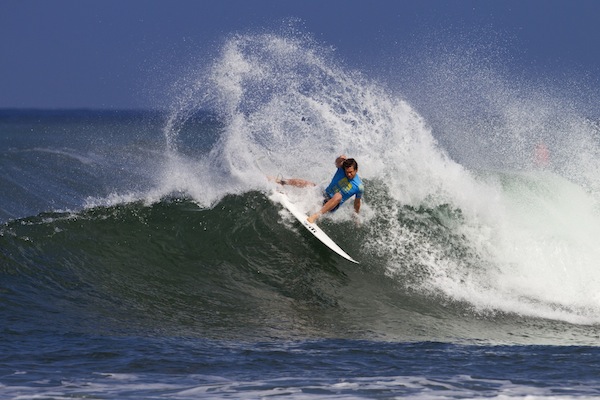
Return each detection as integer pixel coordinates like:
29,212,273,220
2,33,600,399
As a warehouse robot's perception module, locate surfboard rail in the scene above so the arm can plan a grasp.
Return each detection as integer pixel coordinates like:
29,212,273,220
271,191,359,264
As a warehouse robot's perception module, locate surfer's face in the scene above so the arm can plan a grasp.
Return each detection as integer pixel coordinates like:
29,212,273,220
344,166,357,180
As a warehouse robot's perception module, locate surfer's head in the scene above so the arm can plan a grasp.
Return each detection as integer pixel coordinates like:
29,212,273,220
342,158,358,170
343,158,358,180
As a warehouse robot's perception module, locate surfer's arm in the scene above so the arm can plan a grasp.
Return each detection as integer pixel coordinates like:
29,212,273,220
308,193,342,224
353,197,361,214
352,197,362,227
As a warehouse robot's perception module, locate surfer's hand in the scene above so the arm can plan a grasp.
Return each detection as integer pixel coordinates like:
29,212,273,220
335,155,347,168
352,212,361,227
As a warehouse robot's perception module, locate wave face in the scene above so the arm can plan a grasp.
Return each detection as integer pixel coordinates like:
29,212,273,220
2,33,600,346
1,194,596,345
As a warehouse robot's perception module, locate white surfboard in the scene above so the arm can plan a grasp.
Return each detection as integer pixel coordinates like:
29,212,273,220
271,191,359,264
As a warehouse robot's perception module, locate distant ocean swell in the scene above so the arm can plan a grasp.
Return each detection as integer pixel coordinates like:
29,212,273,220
4,335,600,399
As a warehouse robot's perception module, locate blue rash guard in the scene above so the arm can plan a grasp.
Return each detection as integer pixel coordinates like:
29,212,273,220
324,167,364,209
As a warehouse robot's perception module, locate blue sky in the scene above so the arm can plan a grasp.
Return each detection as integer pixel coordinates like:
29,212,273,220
1,0,599,109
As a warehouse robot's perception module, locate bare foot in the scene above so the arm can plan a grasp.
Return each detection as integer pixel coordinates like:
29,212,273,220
267,176,285,185
307,213,319,224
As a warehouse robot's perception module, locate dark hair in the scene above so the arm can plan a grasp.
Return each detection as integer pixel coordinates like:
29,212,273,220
342,158,358,170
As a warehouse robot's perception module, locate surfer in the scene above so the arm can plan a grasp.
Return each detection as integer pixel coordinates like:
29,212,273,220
273,155,364,224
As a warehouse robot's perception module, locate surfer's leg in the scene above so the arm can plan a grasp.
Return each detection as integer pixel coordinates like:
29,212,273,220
283,178,316,187
322,195,340,212
269,176,316,187
308,193,342,223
